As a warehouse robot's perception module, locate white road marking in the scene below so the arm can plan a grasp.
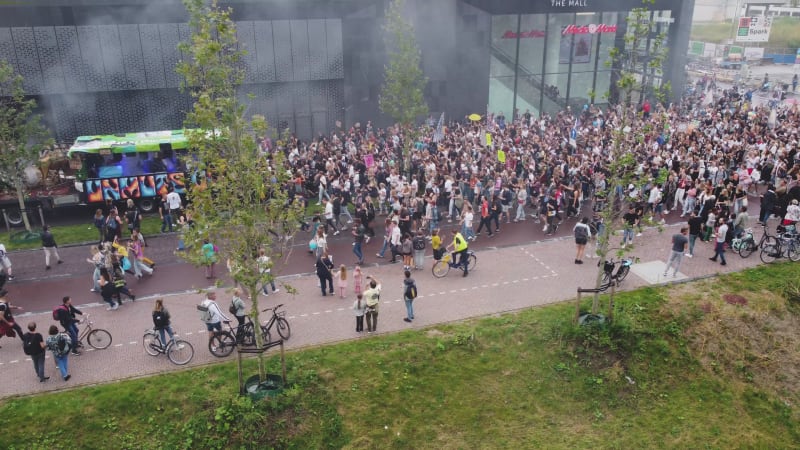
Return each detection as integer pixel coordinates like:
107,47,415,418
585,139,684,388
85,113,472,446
9,360,18,364
129,341,137,345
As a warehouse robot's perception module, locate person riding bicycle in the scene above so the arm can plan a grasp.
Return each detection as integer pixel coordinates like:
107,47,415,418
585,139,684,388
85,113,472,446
152,298,175,347
446,229,469,277
199,291,229,347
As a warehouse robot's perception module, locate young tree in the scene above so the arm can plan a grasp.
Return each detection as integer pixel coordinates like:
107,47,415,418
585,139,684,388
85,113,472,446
176,0,303,379
0,60,53,231
379,0,429,176
588,4,670,316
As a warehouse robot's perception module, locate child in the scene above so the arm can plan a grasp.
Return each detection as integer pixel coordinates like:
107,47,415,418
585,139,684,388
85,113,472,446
353,265,364,297
336,264,348,298
431,228,443,261
352,294,365,333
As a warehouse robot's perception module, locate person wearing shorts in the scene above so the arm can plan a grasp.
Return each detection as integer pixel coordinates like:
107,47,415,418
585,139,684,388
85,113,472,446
573,217,592,264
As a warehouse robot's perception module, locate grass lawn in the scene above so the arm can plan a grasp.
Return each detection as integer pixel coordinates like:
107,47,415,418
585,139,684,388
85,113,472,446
1,201,325,252
0,215,165,252
692,17,800,48
1,263,798,448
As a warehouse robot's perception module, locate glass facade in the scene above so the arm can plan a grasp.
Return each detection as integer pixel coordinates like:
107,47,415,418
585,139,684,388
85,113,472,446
488,9,673,118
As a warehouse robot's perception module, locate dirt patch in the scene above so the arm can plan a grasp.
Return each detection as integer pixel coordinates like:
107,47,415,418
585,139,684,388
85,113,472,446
664,284,800,406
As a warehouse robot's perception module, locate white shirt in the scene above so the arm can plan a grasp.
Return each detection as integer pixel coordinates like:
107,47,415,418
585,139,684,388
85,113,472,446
204,299,229,324
324,202,334,219
166,191,182,210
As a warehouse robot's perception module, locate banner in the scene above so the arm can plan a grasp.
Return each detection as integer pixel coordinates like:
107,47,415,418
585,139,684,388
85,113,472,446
689,41,704,56
735,16,772,43
743,47,764,60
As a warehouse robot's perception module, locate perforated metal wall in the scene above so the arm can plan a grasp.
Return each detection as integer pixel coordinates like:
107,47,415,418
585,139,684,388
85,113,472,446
0,18,344,142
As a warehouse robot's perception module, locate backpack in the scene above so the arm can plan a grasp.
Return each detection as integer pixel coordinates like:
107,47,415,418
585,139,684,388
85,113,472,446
412,236,426,251
52,305,68,322
575,225,589,240
23,332,37,356
56,333,71,356
197,299,213,322
405,282,417,300
152,310,169,328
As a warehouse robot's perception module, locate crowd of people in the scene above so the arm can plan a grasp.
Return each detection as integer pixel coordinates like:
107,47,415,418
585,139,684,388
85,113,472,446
277,83,800,278
4,74,800,387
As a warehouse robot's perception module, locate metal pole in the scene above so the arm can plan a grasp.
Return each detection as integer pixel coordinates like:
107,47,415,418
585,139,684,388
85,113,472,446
280,341,287,384
37,205,44,226
1,210,8,233
512,14,522,120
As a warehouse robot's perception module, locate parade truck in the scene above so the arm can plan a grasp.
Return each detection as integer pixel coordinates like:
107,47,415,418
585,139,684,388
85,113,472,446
0,129,193,227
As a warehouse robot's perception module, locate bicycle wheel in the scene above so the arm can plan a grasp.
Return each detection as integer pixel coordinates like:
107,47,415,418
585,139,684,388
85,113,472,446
258,326,273,345
208,331,236,357
788,242,800,262
738,239,756,258
238,323,256,347
276,317,291,340
167,340,194,365
760,244,779,264
142,332,160,356
598,272,611,292
432,260,450,278
616,265,630,283
760,235,778,249
87,329,112,349
468,253,478,271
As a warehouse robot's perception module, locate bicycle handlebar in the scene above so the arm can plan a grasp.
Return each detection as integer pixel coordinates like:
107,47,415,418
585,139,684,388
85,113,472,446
261,303,284,313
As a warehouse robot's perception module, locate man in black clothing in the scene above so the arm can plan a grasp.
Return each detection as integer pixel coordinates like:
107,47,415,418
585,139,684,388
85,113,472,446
686,211,704,257
41,225,62,270
55,296,83,355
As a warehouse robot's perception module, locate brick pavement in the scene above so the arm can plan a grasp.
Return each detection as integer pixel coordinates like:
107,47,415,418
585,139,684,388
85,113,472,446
0,220,768,399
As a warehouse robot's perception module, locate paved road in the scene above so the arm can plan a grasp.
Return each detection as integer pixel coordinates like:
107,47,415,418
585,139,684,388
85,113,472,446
0,199,770,398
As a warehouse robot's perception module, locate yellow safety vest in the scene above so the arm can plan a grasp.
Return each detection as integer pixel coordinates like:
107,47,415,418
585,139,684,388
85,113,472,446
453,233,468,252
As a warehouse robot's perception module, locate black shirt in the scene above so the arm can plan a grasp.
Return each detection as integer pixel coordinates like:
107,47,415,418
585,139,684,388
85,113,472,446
23,332,45,355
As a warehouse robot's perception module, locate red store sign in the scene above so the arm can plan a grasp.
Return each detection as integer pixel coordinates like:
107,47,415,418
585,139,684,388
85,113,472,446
562,24,617,35
501,29,546,39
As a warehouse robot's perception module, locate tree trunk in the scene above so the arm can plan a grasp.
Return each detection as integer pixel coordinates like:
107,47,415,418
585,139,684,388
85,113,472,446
247,282,266,381
15,178,31,231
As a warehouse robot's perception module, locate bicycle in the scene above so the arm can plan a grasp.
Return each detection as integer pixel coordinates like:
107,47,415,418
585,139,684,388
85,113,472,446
431,250,478,278
77,314,112,349
208,321,238,357
142,329,195,365
738,225,778,258
732,228,755,257
598,257,634,292
210,305,291,356
760,229,800,263
260,303,291,342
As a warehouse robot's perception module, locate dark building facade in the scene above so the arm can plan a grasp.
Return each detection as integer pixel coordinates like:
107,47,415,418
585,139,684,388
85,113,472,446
0,0,693,142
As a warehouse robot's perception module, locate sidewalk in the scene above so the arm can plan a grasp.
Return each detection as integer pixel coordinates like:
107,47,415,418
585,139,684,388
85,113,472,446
0,222,764,399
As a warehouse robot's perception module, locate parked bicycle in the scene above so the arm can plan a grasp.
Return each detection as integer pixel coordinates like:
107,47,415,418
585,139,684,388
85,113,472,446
432,251,478,278
737,225,778,258
77,314,112,349
598,257,634,292
236,304,292,345
760,229,800,263
208,304,292,357
142,329,195,365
